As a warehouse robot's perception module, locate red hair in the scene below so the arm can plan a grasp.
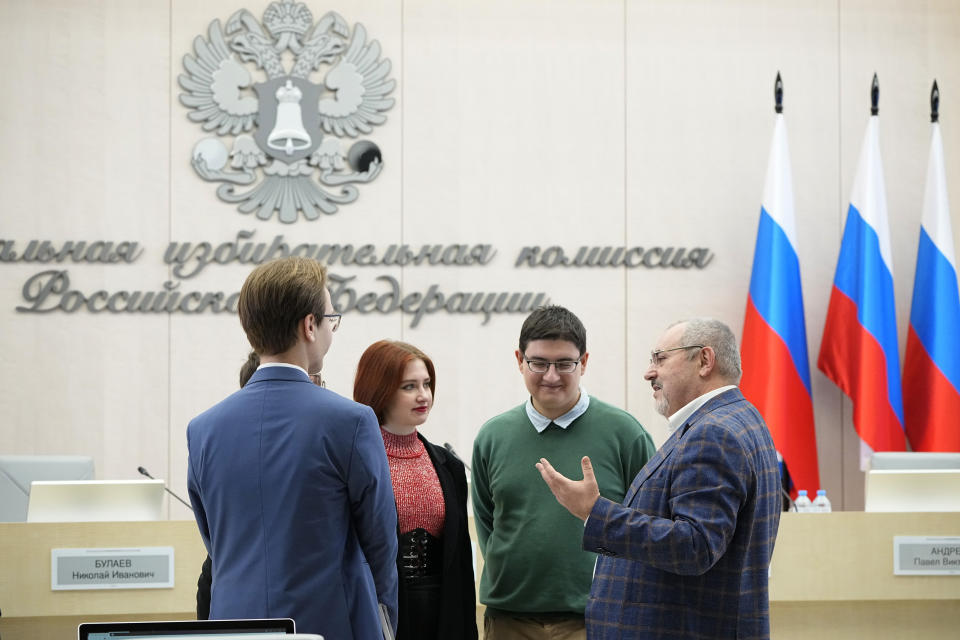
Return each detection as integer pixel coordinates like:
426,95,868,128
354,340,437,425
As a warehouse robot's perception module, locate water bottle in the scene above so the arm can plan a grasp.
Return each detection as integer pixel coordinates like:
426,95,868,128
794,489,812,513
812,489,832,513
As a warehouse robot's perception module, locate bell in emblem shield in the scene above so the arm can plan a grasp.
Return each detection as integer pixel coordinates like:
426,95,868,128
254,76,323,163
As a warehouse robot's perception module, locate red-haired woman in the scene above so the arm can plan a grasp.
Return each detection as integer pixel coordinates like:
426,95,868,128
354,340,477,640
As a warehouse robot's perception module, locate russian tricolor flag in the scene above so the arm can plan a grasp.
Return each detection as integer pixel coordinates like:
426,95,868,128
818,113,907,454
741,107,820,496
903,103,960,452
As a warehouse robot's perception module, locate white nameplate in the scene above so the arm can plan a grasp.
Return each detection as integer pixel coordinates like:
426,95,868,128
893,536,960,576
51,547,174,590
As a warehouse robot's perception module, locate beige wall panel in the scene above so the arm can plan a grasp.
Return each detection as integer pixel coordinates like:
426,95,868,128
403,0,629,456
1,0,170,236
403,0,624,234
930,4,960,262
0,0,171,492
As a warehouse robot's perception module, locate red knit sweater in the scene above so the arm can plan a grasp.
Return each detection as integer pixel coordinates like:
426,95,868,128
381,428,445,537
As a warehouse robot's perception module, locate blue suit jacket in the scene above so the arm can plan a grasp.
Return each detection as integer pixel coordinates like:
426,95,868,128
187,366,399,639
583,388,781,639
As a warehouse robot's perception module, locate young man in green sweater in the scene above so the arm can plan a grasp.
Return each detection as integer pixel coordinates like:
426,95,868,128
471,305,655,640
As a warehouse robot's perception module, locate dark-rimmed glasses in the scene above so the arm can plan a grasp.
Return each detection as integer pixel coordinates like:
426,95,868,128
322,313,341,332
648,344,704,367
522,355,582,374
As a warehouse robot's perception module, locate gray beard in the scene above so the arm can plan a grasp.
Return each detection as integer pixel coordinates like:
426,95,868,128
656,395,670,419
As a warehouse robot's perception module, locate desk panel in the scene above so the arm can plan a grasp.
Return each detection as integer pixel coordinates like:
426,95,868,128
0,521,206,639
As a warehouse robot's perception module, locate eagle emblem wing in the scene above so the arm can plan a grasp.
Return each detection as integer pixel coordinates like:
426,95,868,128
315,24,396,138
178,19,259,135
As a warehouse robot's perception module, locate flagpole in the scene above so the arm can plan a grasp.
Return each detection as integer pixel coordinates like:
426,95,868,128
818,71,907,465
904,79,960,451
862,72,880,467
741,71,821,500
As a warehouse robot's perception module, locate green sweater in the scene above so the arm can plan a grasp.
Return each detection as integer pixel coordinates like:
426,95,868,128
471,396,655,615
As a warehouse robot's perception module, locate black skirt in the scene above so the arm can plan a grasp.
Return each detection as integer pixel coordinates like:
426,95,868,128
400,574,442,639
397,528,443,639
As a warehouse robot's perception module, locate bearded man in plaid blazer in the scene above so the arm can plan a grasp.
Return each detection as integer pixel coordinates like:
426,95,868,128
537,318,781,639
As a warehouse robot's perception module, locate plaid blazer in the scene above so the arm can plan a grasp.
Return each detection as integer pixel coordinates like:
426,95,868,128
582,388,781,639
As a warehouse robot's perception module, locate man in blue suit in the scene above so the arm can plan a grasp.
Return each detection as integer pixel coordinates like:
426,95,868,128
187,257,398,639
537,318,781,639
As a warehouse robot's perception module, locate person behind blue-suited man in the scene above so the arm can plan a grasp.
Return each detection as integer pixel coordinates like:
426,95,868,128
536,318,781,640
195,350,261,620
187,256,399,638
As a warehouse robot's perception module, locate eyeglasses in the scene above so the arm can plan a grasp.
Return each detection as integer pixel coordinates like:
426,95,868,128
648,344,704,367
522,355,582,374
322,313,341,332
309,372,326,388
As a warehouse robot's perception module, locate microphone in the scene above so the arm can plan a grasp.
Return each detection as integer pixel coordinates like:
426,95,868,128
138,466,194,512
443,443,471,472
780,486,797,512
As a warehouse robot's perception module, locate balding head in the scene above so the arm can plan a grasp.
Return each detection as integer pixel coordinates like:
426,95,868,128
643,318,740,418
672,318,742,385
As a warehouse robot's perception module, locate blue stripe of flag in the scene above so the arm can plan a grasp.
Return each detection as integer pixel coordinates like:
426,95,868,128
833,204,904,423
910,227,960,392
748,207,812,394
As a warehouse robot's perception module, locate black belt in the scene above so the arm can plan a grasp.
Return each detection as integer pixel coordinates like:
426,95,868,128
399,528,443,580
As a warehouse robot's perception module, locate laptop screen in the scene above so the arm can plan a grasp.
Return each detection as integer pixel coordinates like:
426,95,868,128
78,618,296,640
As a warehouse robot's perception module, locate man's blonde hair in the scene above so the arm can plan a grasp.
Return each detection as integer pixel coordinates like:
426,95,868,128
238,257,328,355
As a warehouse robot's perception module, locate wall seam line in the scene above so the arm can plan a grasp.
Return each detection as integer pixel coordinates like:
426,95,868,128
837,0,846,509
167,0,174,515
400,0,406,341
623,0,629,409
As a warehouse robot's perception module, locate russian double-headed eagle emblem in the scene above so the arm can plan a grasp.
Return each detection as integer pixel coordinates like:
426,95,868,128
179,0,395,223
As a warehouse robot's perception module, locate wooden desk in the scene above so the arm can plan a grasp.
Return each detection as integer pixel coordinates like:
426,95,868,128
0,520,207,639
3,514,957,639
769,511,960,639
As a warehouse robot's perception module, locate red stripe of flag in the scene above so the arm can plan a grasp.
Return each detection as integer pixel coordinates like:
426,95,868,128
818,287,906,451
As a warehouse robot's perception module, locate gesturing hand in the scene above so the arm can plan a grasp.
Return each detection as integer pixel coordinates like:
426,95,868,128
535,456,600,521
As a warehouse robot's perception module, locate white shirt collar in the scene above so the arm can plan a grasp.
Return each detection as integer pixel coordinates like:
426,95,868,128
667,385,737,434
257,362,309,376
525,387,591,433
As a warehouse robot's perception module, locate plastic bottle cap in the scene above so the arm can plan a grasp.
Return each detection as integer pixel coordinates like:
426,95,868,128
798,490,808,496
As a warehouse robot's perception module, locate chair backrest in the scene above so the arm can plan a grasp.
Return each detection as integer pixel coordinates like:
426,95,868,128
0,455,94,522
865,452,960,512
